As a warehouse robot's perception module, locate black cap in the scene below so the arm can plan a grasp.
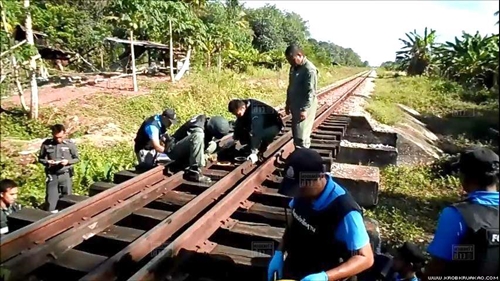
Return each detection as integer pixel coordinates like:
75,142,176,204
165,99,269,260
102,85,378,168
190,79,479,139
207,116,230,139
278,148,325,197
396,242,426,264
452,147,499,176
161,108,178,124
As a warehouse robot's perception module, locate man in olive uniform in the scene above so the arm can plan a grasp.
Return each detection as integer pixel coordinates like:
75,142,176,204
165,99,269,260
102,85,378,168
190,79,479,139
38,124,79,213
285,44,319,149
134,108,178,169
0,179,21,235
168,115,231,183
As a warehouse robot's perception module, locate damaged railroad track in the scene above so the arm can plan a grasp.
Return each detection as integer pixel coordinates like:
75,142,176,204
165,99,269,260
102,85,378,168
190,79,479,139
0,70,376,281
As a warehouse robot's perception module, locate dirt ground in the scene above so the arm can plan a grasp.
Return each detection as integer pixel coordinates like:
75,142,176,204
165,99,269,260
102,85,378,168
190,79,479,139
2,73,176,107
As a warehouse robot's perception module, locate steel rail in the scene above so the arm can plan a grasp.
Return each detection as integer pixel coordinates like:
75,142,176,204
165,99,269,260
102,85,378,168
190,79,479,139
0,165,165,262
128,72,371,281
0,70,369,281
75,82,354,281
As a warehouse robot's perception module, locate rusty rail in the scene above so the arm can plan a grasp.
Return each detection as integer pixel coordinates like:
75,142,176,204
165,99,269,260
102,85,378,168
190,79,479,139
128,73,370,281
0,70,370,281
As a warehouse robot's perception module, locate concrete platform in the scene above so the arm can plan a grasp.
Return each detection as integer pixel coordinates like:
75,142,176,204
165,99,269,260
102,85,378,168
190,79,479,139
341,115,398,147
330,162,380,208
337,140,398,167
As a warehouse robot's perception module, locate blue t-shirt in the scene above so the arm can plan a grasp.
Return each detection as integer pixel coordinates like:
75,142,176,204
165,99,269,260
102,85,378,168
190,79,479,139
395,273,419,281
289,175,370,251
144,115,163,142
427,191,500,261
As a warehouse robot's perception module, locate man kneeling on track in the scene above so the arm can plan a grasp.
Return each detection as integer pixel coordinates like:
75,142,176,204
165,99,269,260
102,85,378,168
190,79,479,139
167,114,231,183
228,98,283,164
134,108,178,170
267,148,374,281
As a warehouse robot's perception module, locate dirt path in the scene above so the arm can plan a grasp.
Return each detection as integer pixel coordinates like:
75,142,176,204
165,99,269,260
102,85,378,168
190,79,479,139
1,75,172,107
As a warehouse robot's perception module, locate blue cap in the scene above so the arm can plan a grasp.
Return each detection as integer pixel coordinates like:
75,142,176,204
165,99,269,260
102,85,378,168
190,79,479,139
278,148,326,197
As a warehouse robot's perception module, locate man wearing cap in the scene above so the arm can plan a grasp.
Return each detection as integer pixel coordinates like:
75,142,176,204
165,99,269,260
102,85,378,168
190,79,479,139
167,114,231,183
392,242,426,281
424,147,499,278
134,109,178,169
284,44,319,149
267,148,374,281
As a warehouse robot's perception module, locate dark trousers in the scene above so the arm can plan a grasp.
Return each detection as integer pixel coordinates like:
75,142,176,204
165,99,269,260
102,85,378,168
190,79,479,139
45,172,72,211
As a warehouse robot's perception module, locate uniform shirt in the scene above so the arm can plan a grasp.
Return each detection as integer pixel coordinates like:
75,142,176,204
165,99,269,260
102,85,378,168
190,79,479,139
144,115,164,144
288,174,370,251
38,139,79,174
0,203,22,234
286,57,319,112
427,191,499,261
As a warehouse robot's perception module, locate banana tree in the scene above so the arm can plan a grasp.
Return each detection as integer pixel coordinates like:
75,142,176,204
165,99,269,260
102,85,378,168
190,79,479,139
433,32,499,89
395,27,436,76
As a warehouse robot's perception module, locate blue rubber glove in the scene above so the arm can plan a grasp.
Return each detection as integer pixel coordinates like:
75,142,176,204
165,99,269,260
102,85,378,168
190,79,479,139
267,250,284,281
301,271,328,281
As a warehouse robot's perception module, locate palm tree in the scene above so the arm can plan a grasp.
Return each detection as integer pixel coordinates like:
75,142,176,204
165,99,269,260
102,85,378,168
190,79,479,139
396,27,436,76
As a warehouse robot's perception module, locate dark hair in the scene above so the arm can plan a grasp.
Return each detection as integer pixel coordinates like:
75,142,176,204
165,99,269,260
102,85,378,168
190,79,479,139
285,44,303,56
51,124,66,134
464,171,499,189
0,179,18,193
228,99,245,113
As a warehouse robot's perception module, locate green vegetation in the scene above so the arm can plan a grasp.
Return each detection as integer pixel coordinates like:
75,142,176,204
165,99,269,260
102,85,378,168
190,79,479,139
368,15,499,248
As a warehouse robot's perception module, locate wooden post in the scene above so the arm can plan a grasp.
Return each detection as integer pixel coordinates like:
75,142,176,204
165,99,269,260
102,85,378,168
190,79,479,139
130,29,138,92
169,19,175,84
24,0,39,119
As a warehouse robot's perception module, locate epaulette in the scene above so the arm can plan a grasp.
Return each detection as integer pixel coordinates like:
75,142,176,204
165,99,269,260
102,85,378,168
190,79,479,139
63,139,75,144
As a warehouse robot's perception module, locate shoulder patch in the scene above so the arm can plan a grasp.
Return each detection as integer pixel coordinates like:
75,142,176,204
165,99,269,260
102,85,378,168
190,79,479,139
63,139,75,144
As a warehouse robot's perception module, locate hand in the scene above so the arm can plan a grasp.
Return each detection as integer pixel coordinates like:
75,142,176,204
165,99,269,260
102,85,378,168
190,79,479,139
60,159,69,166
267,250,284,281
47,160,56,166
285,105,290,115
300,111,307,121
301,271,328,281
247,153,258,164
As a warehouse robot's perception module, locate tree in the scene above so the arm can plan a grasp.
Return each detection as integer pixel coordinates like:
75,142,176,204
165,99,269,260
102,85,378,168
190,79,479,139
24,0,39,119
396,27,436,76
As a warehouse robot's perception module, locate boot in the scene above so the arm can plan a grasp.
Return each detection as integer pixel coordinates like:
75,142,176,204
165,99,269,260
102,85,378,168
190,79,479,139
185,167,212,184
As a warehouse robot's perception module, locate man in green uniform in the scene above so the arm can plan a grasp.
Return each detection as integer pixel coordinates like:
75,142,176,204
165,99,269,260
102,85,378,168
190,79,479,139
38,124,79,213
0,179,21,235
285,44,319,149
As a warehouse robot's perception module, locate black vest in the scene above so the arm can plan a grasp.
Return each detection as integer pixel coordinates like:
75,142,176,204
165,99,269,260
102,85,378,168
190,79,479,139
171,114,213,148
233,99,284,140
134,115,166,152
284,192,363,279
445,200,499,276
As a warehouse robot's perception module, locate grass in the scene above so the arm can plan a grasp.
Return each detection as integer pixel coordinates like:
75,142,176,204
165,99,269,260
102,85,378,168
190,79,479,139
365,69,498,250
0,65,366,207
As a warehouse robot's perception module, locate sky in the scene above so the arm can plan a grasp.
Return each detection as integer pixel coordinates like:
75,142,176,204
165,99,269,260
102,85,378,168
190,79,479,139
241,1,499,66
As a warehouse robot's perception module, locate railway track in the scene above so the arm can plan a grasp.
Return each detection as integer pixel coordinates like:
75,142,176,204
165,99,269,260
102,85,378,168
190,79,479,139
0,70,372,281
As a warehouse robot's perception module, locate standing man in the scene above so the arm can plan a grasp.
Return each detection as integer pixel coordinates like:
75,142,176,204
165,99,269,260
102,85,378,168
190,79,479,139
168,114,231,183
285,44,319,149
267,148,374,281
134,108,178,169
0,179,21,235
38,124,79,213
228,98,283,164
424,147,499,278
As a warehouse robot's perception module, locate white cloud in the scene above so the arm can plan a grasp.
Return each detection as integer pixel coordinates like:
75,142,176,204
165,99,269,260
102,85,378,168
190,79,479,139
241,1,499,66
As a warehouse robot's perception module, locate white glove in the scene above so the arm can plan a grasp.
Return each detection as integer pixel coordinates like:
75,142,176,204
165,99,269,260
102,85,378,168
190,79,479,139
247,154,258,164
205,141,217,154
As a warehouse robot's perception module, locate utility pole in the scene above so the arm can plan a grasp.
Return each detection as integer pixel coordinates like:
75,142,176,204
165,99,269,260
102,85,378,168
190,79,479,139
24,0,39,119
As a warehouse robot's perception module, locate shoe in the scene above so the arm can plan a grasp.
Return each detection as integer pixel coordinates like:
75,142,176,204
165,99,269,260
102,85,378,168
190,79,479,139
185,168,212,184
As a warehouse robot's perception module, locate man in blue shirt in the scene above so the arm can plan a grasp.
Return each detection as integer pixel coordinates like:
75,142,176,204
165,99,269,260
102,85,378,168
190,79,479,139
133,109,178,169
424,147,499,278
267,148,374,281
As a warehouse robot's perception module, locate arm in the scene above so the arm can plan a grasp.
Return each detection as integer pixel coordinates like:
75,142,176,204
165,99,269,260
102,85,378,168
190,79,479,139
423,207,465,280
38,143,49,166
67,143,79,165
327,211,374,281
249,115,265,154
145,124,165,153
300,68,318,112
286,67,293,109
